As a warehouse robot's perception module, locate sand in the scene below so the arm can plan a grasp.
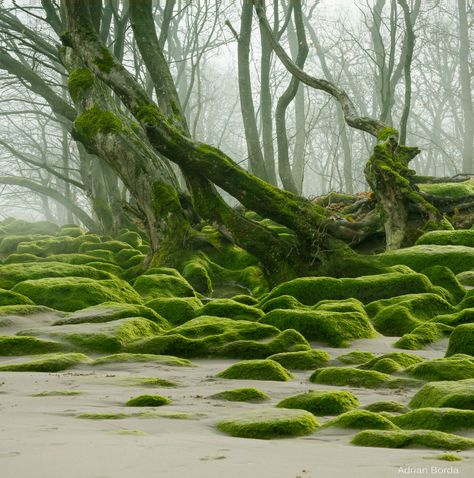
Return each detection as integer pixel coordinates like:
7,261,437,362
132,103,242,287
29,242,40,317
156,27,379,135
1,321,474,478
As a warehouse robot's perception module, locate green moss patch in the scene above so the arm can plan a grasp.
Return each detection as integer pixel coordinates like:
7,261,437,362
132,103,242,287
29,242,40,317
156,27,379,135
337,350,376,365
277,390,359,416
391,408,474,432
195,299,264,322
360,353,424,374
259,295,306,313
217,359,293,381
145,297,202,325
210,388,270,402
446,323,474,356
32,389,81,397
364,401,410,413
216,408,318,439
0,288,34,306
0,353,88,372
352,429,474,450
0,336,64,355
323,410,397,430
395,322,453,350
405,355,474,381
267,349,330,370
417,230,474,247
421,266,465,303
435,454,463,462
92,353,193,367
125,394,170,407
409,379,474,410
133,273,196,300
77,412,129,420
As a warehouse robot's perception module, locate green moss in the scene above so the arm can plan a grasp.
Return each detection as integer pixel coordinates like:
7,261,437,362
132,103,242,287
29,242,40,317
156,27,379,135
86,262,123,275
145,297,202,325
410,379,474,410
0,353,88,372
119,377,177,388
216,408,318,439
337,350,375,365
4,253,39,264
456,271,474,287
133,273,196,300
260,309,376,346
310,367,418,389
79,240,131,254
230,295,258,306
446,323,474,356
314,298,367,315
217,359,293,381
391,408,474,432
419,179,474,199
75,106,121,141
92,353,193,367
117,230,143,249
277,390,359,416
32,390,80,397
78,412,128,420
125,394,170,407
323,410,397,430
135,102,161,125
93,45,115,73
0,288,33,306
377,127,399,141
364,401,410,413
68,68,94,102
455,289,474,310
181,260,212,295
12,277,142,312
435,454,463,461
195,299,264,322
267,349,330,370
417,229,474,247
0,234,50,254
259,295,306,313
0,336,64,355
405,355,474,381
57,226,84,237
433,308,474,327
395,322,452,350
352,429,474,450
361,352,424,372
421,266,465,303
210,388,270,402
0,304,58,317
1,219,58,236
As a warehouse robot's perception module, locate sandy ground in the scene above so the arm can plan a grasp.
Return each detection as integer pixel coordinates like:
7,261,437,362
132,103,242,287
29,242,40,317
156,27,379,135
1,316,474,478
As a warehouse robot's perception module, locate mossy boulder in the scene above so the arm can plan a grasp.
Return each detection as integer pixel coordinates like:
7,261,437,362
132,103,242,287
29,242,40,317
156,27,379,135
1,219,59,236
194,299,264,322
364,401,410,413
18,317,162,353
421,266,465,303
360,352,424,373
117,230,143,248
125,394,170,407
277,390,359,416
4,253,39,264
17,236,99,256
391,408,474,432
267,349,330,370
395,322,453,350
260,309,376,346
352,429,474,450
405,355,474,381
79,240,131,254
92,352,192,367
217,359,293,381
457,271,474,287
417,230,474,247
216,408,318,439
434,308,474,327
0,336,64,355
409,379,474,410
230,295,258,306
0,235,51,254
446,323,474,356
0,352,88,372
336,350,376,365
144,297,202,325
259,295,306,313
323,410,397,430
12,277,142,312
133,273,196,300
0,288,34,306
210,388,270,402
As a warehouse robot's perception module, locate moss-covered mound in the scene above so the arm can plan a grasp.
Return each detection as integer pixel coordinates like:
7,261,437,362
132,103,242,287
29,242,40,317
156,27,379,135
421,266,465,303
54,302,167,327
0,353,88,372
0,288,34,306
417,230,474,247
194,299,264,322
260,309,376,346
323,410,397,430
360,352,424,374
337,350,376,365
446,323,474,356
0,262,112,290
133,273,196,300
259,295,306,313
145,297,202,325
391,408,474,432
0,304,60,318
125,394,170,407
261,272,439,306
310,367,418,389
12,277,142,312
457,271,474,287
0,336,64,355
217,359,293,381
364,401,410,413
277,390,359,416
378,245,474,274
1,219,59,236
18,317,162,353
230,295,259,306
351,429,474,450
434,308,474,327
409,379,474,410
267,349,330,370
216,408,318,439
210,388,270,402
92,353,193,367
404,355,474,381
395,322,453,350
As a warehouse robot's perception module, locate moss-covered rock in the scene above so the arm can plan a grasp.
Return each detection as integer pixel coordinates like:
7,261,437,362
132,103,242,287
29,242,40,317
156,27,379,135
217,359,293,381
133,273,196,300
395,322,453,350
434,308,474,327
457,271,474,287
79,240,130,254
1,219,59,236
144,297,202,325
405,355,474,381
194,299,264,322
0,288,34,306
260,309,376,346
0,336,64,355
351,429,474,450
12,277,142,312
0,235,51,254
0,304,60,318
446,323,474,356
0,262,112,289
210,388,270,402
417,230,474,247
216,408,318,439
391,408,474,432
360,352,424,373
323,410,397,430
125,394,170,407
409,379,474,410
421,266,465,303
259,295,306,313
277,390,359,416
4,253,39,264
336,350,376,365
92,353,193,367
364,401,410,413
18,317,162,353
0,353,88,372
230,295,259,306
17,236,100,257
267,349,330,370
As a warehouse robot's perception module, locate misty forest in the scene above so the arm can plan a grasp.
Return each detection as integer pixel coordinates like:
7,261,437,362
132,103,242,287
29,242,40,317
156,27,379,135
0,1,473,476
